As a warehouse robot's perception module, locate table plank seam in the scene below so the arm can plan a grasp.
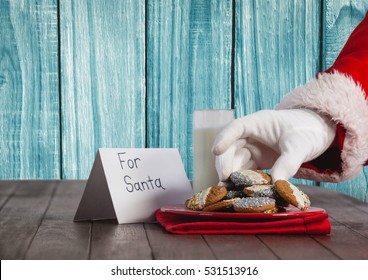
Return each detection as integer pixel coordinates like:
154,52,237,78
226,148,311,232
0,182,19,211
310,235,343,260
88,221,94,260
202,235,219,259
330,216,368,240
354,205,368,216
256,236,281,260
23,182,58,260
143,223,155,260
2,181,367,260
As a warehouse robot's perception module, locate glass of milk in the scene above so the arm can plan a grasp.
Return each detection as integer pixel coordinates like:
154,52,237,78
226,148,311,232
192,109,234,193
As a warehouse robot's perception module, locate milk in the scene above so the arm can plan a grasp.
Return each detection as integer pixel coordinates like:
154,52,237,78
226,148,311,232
192,110,234,193
193,127,220,192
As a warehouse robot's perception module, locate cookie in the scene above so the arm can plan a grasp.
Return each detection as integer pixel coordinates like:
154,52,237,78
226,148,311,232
229,170,271,187
202,198,240,212
262,207,279,214
243,184,289,207
224,190,245,199
243,184,275,197
185,186,227,211
217,180,236,189
274,180,311,211
233,197,276,213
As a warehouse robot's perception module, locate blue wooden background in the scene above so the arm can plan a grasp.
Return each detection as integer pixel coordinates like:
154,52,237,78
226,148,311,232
1,0,368,202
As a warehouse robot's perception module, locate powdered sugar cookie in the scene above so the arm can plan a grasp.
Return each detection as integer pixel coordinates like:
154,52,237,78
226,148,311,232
243,184,289,207
224,190,245,199
243,184,275,197
229,170,271,187
233,197,276,213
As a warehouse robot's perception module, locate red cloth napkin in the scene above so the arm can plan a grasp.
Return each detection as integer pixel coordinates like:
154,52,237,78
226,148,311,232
155,209,331,235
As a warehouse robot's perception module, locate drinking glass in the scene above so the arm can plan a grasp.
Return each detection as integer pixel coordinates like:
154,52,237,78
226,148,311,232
192,109,234,193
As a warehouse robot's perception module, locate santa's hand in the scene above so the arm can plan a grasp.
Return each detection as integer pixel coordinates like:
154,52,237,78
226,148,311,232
212,109,336,182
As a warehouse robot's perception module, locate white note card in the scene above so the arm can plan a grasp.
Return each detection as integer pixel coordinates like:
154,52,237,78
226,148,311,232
74,148,193,224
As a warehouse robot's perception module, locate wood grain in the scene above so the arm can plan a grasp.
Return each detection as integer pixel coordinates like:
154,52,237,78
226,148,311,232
235,0,321,115
203,235,278,259
1,0,368,202
0,181,55,259
59,0,146,179
144,223,215,259
302,185,368,239
322,0,368,69
0,181,367,260
258,235,339,260
90,222,152,260
0,0,60,179
234,0,321,187
0,181,18,209
146,0,232,179
313,220,368,260
320,0,368,203
25,181,90,260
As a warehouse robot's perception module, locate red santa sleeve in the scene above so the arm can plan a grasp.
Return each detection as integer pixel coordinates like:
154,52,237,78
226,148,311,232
275,12,368,182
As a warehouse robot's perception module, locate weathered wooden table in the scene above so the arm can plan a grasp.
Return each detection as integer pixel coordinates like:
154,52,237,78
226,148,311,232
0,180,367,260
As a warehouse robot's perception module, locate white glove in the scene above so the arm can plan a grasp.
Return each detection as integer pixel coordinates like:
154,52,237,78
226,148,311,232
212,109,336,182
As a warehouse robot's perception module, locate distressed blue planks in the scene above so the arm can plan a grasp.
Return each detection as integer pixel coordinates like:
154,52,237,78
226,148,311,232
235,0,321,115
234,0,321,186
59,0,146,179
321,0,368,202
322,0,368,70
0,0,60,179
147,0,232,179
0,0,367,203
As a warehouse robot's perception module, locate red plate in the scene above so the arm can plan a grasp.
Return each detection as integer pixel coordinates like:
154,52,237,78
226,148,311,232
160,204,327,220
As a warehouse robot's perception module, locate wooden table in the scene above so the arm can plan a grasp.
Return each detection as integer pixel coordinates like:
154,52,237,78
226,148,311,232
1,180,368,260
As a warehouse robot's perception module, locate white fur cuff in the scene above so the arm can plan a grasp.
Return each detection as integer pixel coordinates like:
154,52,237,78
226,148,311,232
276,71,368,182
